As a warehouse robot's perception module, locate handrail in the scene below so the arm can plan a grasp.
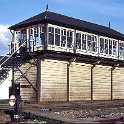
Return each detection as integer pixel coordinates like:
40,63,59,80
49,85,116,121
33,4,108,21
0,42,18,63
0,41,27,68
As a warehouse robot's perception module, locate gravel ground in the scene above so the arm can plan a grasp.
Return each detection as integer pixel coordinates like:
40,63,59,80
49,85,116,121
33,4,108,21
0,110,10,123
54,107,124,122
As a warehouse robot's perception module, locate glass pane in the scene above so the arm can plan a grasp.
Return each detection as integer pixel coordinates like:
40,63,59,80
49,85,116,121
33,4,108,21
55,34,60,46
105,39,108,54
49,27,54,33
20,29,27,46
67,31,73,48
34,27,38,37
87,35,92,51
16,31,21,43
109,40,112,55
29,28,33,41
113,40,117,56
48,27,54,45
40,33,45,45
76,33,81,49
40,25,45,33
119,42,124,57
55,28,60,46
48,33,54,45
61,29,66,47
100,38,104,53
82,34,86,50
92,36,97,52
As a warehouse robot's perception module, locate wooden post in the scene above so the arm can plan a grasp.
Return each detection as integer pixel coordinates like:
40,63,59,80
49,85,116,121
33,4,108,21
36,58,41,103
111,67,114,101
67,63,70,102
44,23,48,50
91,65,95,101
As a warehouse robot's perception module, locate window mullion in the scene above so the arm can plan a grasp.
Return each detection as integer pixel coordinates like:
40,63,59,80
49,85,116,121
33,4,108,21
60,28,62,47
81,33,83,50
86,33,88,52
54,27,55,46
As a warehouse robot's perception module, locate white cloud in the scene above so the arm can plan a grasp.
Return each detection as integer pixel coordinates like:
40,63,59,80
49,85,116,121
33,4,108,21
0,70,12,99
0,25,11,55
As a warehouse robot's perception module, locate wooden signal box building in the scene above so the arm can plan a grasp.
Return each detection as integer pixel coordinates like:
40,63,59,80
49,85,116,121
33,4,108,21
9,11,124,103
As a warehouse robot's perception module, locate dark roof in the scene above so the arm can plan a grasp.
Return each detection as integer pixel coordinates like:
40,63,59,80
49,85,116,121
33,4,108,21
9,11,124,40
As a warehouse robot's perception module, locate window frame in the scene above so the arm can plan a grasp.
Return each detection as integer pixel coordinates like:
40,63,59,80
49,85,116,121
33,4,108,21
99,36,118,58
61,28,67,48
119,40,124,59
55,27,61,46
75,31,82,50
48,26,55,45
66,29,74,49
86,32,98,54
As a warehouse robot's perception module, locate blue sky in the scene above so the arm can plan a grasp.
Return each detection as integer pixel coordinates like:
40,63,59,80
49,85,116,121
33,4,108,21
0,0,124,55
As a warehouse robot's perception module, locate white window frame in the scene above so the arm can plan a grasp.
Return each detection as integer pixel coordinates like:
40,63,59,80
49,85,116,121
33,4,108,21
99,36,118,59
33,24,45,51
75,30,82,50
55,27,61,46
61,28,67,49
112,39,118,57
86,32,98,55
66,28,74,53
47,24,74,53
119,40,124,60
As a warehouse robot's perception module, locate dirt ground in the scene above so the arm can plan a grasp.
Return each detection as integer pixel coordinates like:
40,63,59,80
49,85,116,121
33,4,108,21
0,110,10,123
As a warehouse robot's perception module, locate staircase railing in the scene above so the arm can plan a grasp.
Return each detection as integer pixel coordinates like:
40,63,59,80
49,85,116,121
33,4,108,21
0,41,27,68
0,41,27,85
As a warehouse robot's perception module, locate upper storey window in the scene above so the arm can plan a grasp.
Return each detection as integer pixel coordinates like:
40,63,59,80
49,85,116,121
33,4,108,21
55,28,60,46
87,35,97,52
34,26,39,46
76,33,81,49
18,29,27,44
40,25,45,45
100,38,109,54
119,41,124,58
105,39,108,54
48,27,54,45
100,37,118,56
29,28,34,41
34,26,38,37
113,40,117,56
16,31,21,43
61,29,66,47
100,38,104,53
82,34,86,50
67,31,73,48
109,39,112,55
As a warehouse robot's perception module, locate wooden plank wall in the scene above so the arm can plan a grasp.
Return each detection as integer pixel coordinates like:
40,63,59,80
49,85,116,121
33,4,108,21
38,59,124,102
14,61,37,101
93,65,111,100
69,63,91,101
40,59,67,102
113,68,124,99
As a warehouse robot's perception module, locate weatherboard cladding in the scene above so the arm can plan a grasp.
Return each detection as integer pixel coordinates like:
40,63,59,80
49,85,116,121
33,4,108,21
9,11,124,40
